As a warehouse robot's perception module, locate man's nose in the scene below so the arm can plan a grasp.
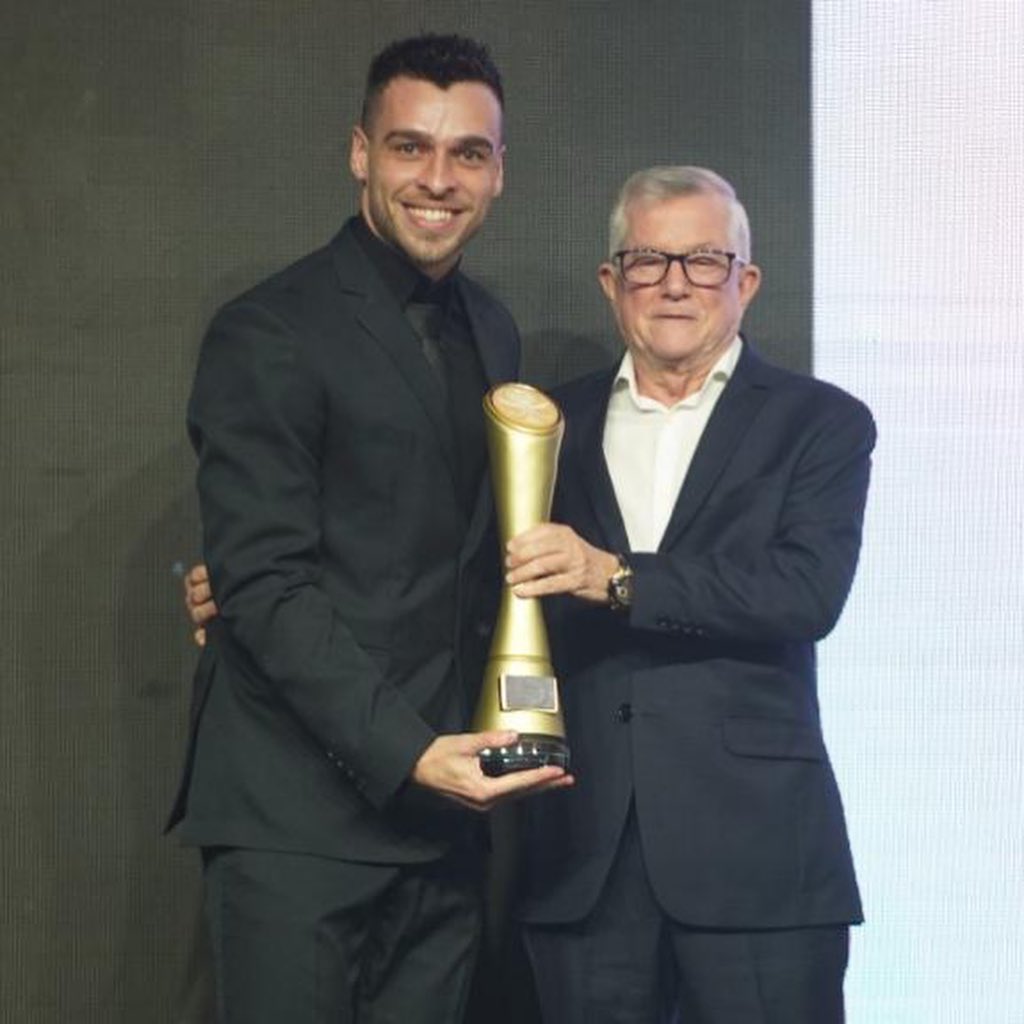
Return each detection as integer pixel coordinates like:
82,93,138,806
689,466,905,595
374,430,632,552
661,257,692,295
419,151,455,194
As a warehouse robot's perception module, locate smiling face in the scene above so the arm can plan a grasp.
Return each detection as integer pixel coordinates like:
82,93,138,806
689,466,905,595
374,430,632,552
349,76,505,279
598,191,761,397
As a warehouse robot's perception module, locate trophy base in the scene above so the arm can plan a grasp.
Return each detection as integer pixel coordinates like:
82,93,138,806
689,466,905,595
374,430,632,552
478,735,571,777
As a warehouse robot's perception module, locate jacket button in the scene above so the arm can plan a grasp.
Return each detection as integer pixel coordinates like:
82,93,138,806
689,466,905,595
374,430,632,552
615,702,633,723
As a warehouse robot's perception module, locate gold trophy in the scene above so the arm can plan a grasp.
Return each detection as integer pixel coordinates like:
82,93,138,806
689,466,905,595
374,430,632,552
473,383,570,776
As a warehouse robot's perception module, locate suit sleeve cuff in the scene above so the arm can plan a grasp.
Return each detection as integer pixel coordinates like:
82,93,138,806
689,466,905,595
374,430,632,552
326,702,437,810
627,552,709,639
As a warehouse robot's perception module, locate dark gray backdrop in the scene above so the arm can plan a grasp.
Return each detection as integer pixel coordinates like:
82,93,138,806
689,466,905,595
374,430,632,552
1,2,810,1020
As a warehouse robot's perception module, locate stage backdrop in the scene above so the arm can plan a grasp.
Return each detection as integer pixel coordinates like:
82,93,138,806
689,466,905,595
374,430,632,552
812,2,1024,1021
1,2,810,1021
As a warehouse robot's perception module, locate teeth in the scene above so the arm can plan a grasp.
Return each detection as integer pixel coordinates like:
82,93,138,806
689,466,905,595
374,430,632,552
410,207,453,222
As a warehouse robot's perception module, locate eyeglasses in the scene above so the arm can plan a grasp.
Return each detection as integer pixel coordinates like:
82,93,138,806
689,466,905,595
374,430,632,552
612,248,745,288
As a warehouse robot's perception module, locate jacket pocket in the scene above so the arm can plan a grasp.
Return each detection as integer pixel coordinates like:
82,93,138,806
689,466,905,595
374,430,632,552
722,716,825,761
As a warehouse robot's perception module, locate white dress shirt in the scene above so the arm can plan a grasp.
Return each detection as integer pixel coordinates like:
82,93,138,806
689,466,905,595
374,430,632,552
602,337,742,552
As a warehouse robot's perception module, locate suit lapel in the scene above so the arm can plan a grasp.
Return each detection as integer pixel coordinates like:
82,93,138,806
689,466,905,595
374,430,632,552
657,343,772,552
457,278,518,570
330,230,459,481
565,370,632,554
460,279,517,385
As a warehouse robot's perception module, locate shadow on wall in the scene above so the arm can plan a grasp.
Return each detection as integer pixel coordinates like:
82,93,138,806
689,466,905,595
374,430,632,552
11,440,214,1023
521,330,618,392
116,444,216,1023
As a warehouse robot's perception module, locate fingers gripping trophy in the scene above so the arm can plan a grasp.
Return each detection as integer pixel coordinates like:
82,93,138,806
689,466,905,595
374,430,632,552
474,383,571,776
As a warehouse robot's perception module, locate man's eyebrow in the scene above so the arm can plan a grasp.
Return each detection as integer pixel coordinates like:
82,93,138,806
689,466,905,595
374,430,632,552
382,129,431,144
382,129,495,153
450,135,496,152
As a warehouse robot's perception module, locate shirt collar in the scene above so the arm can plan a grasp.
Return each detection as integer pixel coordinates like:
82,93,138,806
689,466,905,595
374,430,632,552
612,335,743,411
350,214,459,310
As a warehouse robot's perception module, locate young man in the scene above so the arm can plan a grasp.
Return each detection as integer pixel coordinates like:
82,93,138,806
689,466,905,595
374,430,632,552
168,35,569,1024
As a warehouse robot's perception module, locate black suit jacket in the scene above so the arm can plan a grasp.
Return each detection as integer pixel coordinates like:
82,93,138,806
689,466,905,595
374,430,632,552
519,343,874,929
168,219,519,863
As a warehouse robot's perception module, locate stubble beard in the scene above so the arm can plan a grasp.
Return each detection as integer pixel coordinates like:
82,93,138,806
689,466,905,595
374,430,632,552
368,190,475,276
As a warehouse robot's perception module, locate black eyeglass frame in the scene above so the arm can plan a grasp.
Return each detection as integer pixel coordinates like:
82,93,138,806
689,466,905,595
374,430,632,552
611,247,747,288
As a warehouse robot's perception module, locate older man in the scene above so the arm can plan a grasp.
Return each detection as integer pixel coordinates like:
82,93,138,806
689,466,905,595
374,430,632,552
508,166,874,1024
168,34,570,1024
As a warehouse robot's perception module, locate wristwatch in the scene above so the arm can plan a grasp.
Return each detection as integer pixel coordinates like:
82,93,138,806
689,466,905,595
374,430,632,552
607,553,633,612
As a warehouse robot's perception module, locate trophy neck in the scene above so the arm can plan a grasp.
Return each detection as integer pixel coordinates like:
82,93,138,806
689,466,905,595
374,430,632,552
488,588,552,667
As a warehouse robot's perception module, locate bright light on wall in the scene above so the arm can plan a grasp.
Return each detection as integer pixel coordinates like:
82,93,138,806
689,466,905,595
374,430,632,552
813,3,1024,1021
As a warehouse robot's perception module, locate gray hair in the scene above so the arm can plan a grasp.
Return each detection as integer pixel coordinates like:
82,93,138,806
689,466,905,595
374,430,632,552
607,166,752,261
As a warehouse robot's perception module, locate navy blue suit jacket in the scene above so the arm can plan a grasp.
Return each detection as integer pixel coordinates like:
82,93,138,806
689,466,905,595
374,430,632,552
519,343,874,929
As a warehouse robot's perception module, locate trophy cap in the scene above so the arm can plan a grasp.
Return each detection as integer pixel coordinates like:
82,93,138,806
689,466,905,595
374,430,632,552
485,383,562,434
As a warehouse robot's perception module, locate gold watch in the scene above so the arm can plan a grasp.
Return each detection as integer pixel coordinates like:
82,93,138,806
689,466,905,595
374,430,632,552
607,553,633,612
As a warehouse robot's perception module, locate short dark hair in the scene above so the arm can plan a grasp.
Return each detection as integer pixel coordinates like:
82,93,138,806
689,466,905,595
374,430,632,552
361,34,504,130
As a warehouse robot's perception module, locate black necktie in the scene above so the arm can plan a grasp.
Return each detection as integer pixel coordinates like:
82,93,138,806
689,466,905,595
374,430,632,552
405,299,447,396
407,290,488,516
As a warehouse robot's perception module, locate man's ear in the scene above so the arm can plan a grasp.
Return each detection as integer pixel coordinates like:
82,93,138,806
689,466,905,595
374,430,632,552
492,145,506,198
597,262,618,304
738,262,762,311
349,125,369,185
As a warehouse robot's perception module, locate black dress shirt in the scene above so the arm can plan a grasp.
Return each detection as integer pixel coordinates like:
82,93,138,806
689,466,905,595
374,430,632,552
351,216,487,517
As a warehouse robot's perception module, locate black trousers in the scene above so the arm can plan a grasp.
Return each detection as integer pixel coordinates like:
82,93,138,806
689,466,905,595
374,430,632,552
202,846,481,1024
522,812,849,1024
